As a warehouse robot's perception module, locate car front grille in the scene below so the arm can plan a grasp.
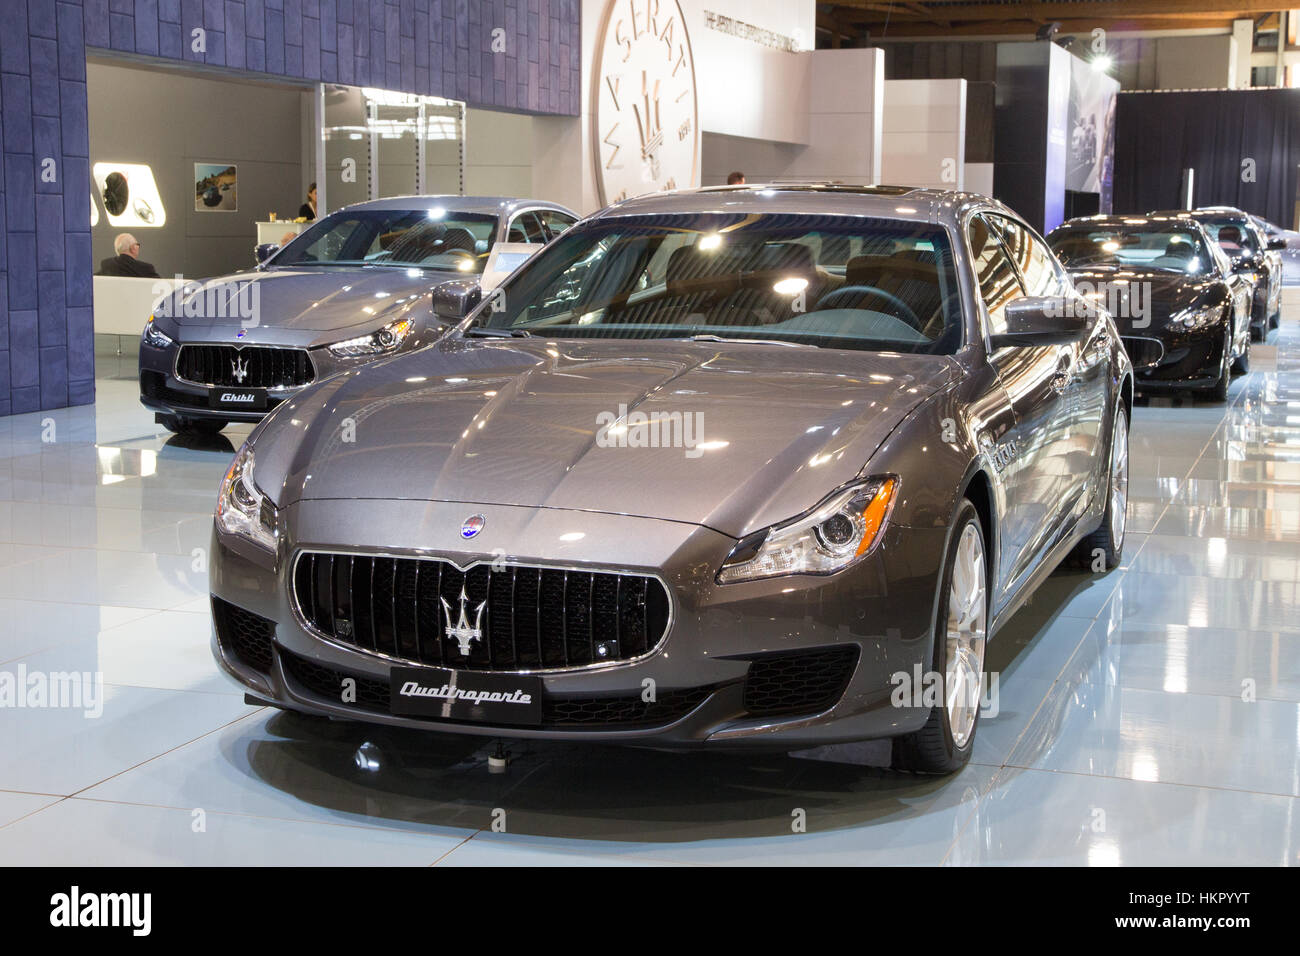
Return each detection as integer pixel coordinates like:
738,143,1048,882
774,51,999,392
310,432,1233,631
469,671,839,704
176,345,314,388
278,648,711,728
742,645,860,717
212,597,276,674
292,552,672,672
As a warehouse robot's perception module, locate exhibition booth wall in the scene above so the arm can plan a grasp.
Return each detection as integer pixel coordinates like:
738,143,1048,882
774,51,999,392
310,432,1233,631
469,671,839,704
0,0,582,417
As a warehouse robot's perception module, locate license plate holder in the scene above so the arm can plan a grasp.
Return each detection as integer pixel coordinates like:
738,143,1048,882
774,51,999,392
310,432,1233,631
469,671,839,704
390,666,544,725
209,387,267,410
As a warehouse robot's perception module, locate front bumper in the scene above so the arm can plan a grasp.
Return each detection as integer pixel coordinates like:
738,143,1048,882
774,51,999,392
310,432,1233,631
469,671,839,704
1122,324,1226,390
209,498,949,750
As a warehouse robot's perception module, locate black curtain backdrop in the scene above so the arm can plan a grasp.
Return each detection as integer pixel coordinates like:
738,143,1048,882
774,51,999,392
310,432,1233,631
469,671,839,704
1113,88,1300,226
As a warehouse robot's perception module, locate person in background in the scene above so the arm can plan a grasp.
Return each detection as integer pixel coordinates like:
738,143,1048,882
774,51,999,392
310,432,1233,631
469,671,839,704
279,231,299,247
97,233,161,278
297,182,317,221
726,171,746,185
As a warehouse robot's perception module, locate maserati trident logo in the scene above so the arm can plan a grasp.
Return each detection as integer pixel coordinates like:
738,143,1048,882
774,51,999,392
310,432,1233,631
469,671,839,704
231,354,249,384
441,586,486,656
461,513,485,539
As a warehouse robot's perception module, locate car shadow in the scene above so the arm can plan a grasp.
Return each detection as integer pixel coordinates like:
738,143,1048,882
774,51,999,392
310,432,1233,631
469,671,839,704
233,709,984,841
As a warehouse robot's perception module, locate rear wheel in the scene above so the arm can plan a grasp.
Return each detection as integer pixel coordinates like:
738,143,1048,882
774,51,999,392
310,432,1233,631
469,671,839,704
891,500,987,774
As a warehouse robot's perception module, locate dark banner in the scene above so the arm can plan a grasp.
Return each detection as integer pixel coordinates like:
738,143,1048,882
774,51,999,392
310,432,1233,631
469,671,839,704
1113,88,1300,226
0,867,1291,940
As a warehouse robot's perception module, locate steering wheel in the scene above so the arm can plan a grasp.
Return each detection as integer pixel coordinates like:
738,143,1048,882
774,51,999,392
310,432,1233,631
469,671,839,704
815,285,923,330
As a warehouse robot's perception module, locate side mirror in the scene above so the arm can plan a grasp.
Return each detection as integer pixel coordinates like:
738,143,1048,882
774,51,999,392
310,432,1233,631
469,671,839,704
990,296,1088,348
1267,237,1287,251
254,242,279,264
431,278,483,322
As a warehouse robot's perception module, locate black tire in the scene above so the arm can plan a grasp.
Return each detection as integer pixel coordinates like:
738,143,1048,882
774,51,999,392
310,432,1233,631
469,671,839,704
1250,323,1264,343
1232,335,1250,375
891,499,986,775
1069,404,1128,571
159,414,228,436
1205,333,1231,402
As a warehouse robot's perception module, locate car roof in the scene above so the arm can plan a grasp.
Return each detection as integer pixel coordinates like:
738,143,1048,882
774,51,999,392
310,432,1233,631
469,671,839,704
585,183,1016,226
333,195,578,217
1148,207,1248,222
1051,213,1205,232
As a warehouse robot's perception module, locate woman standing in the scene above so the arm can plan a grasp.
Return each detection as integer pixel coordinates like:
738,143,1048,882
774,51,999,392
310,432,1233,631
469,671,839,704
297,182,317,221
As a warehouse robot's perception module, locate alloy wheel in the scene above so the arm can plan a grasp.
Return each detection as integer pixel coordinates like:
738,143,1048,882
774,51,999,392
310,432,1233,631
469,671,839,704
945,522,987,749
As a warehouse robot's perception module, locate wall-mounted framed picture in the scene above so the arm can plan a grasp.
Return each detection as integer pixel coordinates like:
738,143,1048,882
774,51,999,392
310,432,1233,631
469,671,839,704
195,163,238,212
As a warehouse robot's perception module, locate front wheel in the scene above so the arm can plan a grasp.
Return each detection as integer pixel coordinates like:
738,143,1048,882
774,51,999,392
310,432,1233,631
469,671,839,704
1070,404,1128,571
1232,334,1250,375
891,500,987,774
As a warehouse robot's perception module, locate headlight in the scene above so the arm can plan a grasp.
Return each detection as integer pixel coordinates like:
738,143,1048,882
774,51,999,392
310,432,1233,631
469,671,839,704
328,317,415,356
717,477,897,584
1172,304,1221,330
216,443,278,551
142,314,173,348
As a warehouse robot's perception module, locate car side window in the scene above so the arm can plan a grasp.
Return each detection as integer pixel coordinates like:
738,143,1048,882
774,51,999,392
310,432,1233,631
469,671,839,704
967,214,1025,337
507,211,549,244
539,210,577,239
993,216,1065,298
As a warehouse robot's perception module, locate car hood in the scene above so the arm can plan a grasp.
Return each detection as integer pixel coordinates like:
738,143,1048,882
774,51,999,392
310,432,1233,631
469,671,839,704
155,266,466,339
1064,265,1219,331
251,337,960,538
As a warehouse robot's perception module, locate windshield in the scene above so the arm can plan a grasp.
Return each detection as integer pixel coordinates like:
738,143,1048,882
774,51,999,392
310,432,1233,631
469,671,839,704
471,214,965,354
275,208,499,272
1197,216,1258,255
1048,226,1215,275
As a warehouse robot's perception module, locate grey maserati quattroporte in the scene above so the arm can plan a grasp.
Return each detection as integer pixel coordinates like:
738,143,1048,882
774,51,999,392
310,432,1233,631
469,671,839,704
210,184,1132,773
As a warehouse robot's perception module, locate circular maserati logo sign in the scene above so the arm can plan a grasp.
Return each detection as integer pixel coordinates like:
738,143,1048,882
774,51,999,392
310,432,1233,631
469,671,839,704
591,0,700,206
461,514,486,539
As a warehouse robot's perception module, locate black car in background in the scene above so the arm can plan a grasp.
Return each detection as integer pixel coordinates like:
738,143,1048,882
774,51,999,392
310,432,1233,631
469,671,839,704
1047,214,1251,401
1250,213,1300,286
1149,206,1283,339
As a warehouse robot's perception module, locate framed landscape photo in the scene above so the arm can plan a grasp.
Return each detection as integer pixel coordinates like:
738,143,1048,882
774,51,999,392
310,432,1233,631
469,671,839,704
195,162,238,212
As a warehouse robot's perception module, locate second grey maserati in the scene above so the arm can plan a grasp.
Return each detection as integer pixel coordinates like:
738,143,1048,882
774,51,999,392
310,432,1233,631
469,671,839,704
209,185,1132,773
140,195,578,435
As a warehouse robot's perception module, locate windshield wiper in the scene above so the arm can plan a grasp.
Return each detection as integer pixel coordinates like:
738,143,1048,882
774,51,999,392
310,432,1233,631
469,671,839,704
463,326,535,338
680,333,817,348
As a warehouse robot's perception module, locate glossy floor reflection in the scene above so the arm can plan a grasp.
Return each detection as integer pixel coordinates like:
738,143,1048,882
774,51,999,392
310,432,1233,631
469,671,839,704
1,308,1298,866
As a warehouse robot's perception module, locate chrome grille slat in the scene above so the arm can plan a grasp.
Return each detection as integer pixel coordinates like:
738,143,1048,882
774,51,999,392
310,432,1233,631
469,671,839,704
176,345,315,388
292,552,671,673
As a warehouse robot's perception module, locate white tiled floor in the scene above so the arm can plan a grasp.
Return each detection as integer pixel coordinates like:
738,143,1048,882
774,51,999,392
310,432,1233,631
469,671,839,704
1,306,1298,866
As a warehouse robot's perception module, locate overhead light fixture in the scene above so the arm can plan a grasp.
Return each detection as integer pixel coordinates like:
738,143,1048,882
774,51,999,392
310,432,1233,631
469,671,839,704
1092,53,1114,73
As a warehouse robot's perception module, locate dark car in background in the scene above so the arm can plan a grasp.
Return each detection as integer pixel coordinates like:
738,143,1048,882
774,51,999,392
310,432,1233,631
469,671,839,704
1148,206,1283,339
209,184,1131,774
140,196,578,435
1250,213,1300,286
1048,214,1251,401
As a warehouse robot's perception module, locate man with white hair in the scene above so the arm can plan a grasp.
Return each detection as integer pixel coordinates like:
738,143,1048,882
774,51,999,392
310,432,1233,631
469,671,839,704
97,233,161,278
